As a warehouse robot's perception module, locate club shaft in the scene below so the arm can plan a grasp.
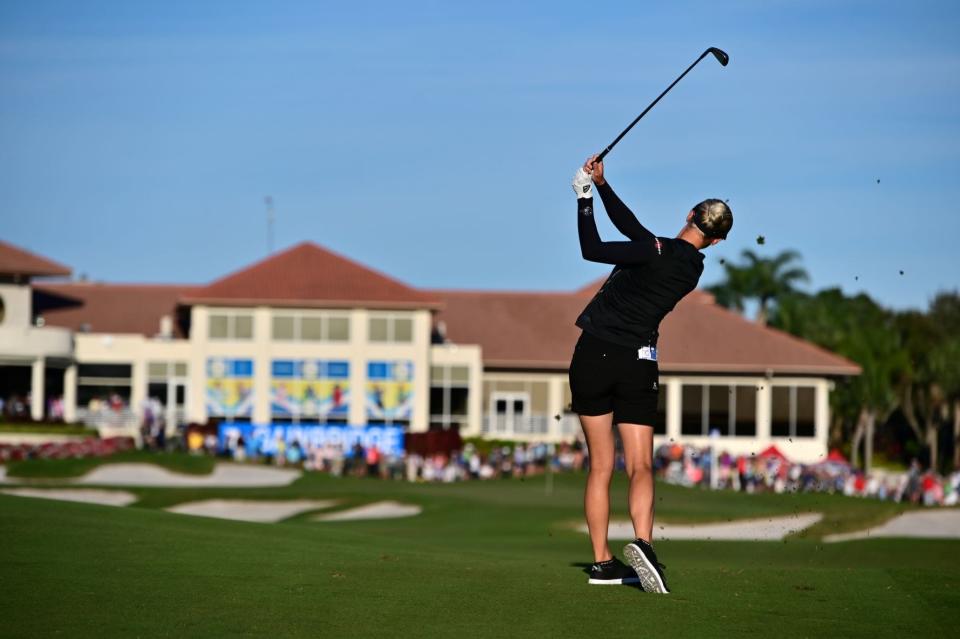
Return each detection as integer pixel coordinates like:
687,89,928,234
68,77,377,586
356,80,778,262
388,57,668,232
596,50,711,163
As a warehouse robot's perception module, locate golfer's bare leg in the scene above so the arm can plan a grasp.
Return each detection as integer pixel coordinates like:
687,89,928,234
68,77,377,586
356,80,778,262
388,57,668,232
580,412,615,562
617,423,655,542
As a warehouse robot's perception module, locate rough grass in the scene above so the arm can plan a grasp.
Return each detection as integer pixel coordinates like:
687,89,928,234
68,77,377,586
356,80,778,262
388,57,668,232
1,469,957,637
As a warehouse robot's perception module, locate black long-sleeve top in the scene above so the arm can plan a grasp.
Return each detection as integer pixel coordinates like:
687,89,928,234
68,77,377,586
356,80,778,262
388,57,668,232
575,182,705,348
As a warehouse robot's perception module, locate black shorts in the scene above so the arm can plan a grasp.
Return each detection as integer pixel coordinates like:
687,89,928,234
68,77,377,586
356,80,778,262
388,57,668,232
568,330,661,427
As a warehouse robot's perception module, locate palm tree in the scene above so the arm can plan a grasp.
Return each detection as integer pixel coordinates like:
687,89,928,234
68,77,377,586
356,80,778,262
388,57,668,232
709,249,809,325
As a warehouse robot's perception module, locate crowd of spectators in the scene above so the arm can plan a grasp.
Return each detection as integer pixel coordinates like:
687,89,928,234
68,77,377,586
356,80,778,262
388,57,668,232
209,432,587,482
126,422,960,507
654,442,960,507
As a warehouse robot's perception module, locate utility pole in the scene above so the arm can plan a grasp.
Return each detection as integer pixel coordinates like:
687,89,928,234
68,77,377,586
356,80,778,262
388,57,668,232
264,196,275,255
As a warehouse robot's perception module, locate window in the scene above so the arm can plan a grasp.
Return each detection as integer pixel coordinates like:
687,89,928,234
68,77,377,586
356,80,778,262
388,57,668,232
369,317,388,341
301,317,323,341
147,361,188,380
272,313,351,342
208,312,254,340
772,385,817,439
681,385,705,435
734,386,757,436
209,315,229,339
797,387,815,437
272,316,295,340
235,315,253,339
394,318,413,342
368,314,414,343
708,386,731,436
328,317,350,341
78,363,132,382
654,382,667,435
429,364,470,430
682,383,759,437
77,363,133,410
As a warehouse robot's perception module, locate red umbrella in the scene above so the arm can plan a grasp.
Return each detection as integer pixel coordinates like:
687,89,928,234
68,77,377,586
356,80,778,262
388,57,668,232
757,444,790,461
826,448,850,465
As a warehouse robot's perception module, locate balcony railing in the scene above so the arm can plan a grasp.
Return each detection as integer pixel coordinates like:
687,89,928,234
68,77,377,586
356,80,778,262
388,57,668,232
481,413,582,440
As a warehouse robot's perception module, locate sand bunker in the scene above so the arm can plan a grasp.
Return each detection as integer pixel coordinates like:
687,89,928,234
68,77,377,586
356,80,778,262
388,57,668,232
581,513,823,541
313,500,422,522
0,462,299,488
0,487,137,507
77,463,300,488
824,509,960,543
166,499,337,523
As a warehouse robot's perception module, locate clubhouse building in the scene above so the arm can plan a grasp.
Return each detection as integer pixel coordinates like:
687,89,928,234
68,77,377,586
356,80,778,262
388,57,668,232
0,239,859,462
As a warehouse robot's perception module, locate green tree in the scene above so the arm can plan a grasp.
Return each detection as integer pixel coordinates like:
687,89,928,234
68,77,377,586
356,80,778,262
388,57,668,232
896,310,945,470
905,291,960,471
773,289,905,472
709,250,809,325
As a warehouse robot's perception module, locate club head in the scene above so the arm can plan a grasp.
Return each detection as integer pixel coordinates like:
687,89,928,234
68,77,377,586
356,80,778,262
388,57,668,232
707,47,729,66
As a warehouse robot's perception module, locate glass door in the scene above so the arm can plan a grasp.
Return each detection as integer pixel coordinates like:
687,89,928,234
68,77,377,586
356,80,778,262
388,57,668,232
490,392,529,435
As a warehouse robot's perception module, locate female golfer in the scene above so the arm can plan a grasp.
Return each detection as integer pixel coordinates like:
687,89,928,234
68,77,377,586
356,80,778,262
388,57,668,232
569,155,732,593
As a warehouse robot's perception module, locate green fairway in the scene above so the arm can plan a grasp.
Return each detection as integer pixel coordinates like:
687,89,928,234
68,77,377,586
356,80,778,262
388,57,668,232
1,469,957,637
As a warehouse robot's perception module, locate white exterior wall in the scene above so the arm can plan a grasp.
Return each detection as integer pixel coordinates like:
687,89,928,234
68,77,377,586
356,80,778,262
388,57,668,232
0,282,73,360
73,335,194,415
471,370,830,462
480,370,576,443
189,305,432,430
428,343,483,436
657,374,829,464
0,283,33,329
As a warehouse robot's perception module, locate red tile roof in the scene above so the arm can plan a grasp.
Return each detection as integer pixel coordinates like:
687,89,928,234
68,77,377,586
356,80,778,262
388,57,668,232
37,283,199,337
0,240,71,279
430,283,860,376
181,241,443,310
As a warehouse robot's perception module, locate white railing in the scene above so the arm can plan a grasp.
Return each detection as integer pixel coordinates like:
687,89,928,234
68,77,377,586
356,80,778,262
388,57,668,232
483,414,548,436
78,407,139,430
77,407,140,442
560,413,581,437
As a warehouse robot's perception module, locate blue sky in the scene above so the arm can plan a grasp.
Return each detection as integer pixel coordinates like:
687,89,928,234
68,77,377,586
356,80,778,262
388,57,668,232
2,0,958,310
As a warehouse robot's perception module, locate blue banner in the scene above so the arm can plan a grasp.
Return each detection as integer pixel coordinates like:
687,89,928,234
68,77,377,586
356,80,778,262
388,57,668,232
217,422,405,457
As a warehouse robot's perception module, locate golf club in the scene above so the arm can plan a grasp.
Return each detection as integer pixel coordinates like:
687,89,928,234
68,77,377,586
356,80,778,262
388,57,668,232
595,47,729,163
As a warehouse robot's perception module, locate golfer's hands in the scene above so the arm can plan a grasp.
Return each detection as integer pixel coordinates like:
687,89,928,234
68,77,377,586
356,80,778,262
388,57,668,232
584,155,606,186
572,167,592,199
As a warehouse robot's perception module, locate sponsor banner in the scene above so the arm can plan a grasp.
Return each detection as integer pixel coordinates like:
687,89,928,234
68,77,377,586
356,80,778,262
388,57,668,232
206,358,254,418
366,360,413,420
271,359,350,419
218,422,405,457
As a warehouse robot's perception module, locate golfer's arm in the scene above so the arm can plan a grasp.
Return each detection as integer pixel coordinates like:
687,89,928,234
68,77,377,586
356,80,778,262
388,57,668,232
596,182,655,241
577,197,659,265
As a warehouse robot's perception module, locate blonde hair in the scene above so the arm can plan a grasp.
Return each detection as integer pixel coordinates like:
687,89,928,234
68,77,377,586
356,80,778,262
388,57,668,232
692,199,733,239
